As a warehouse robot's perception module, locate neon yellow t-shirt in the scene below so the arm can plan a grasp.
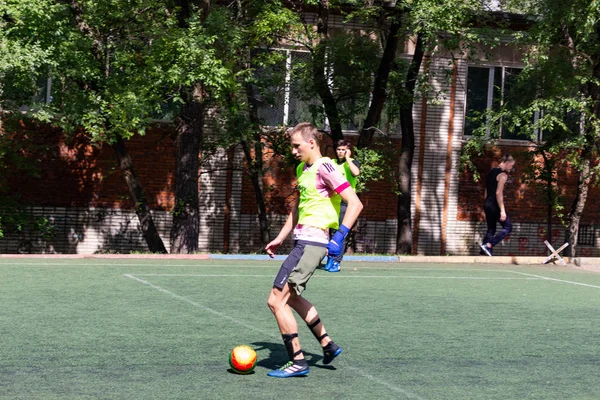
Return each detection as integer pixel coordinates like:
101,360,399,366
333,159,359,190
296,157,348,230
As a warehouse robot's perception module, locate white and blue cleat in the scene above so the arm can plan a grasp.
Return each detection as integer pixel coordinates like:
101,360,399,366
267,361,309,378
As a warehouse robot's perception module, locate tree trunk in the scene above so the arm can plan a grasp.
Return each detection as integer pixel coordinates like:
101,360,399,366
169,0,210,253
396,34,425,255
174,0,210,24
566,65,600,257
357,19,402,149
314,0,343,143
170,85,203,253
240,140,270,245
541,151,553,243
112,136,167,253
565,155,591,257
0,81,4,135
243,82,271,245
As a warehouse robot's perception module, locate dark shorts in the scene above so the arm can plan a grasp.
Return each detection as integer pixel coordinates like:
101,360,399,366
273,240,327,296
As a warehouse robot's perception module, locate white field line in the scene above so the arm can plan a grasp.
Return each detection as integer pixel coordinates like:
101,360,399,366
133,273,540,281
124,273,426,399
343,366,426,400
123,274,267,335
504,270,600,289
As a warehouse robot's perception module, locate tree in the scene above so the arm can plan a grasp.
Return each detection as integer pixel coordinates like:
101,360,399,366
521,145,564,245
2,1,239,254
211,1,301,247
0,1,60,242
376,0,484,254
396,0,528,254
60,1,169,253
288,0,391,144
168,0,213,254
1,1,175,252
481,0,600,257
271,1,485,254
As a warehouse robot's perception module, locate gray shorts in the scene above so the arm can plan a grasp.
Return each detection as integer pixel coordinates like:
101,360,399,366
273,240,327,295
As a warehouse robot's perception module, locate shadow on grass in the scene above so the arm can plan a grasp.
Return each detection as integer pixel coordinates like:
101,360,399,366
251,341,338,371
227,368,256,375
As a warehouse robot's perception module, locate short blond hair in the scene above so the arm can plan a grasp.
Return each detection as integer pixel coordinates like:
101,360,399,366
290,123,322,146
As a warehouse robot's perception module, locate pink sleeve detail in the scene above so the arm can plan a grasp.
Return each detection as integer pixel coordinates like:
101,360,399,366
319,162,348,192
335,181,350,194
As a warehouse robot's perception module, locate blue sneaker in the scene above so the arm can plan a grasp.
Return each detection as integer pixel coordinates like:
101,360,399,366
323,342,342,364
267,361,309,378
328,260,341,273
324,257,335,271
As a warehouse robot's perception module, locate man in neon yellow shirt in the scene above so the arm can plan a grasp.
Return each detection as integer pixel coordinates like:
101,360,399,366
265,123,363,378
325,139,361,272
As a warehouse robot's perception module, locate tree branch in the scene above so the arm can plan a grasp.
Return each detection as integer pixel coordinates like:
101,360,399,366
70,0,104,63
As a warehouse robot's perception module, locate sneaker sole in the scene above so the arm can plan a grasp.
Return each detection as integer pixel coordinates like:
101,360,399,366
267,369,309,378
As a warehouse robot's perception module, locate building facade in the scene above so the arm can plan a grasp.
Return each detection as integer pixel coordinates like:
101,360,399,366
2,13,600,256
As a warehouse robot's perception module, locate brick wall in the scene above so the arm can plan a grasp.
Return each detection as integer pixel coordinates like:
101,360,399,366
3,67,600,255
5,122,175,210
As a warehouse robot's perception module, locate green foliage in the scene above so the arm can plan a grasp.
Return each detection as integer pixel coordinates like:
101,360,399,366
0,198,51,240
463,0,600,173
460,0,600,250
1,1,240,143
354,142,399,194
353,148,385,193
0,132,51,239
197,1,304,172
521,147,567,226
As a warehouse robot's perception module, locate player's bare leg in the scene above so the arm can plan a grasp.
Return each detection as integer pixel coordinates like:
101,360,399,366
288,292,342,364
266,284,309,377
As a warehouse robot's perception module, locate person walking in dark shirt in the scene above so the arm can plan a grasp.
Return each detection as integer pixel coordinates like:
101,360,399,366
480,154,515,256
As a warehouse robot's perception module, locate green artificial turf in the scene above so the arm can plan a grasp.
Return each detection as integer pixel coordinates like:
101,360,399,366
1,258,599,399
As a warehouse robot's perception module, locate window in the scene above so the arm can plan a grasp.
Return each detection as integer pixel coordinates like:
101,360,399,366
2,70,53,111
577,225,596,246
465,65,531,140
537,109,582,143
33,76,53,105
253,48,397,135
254,49,320,127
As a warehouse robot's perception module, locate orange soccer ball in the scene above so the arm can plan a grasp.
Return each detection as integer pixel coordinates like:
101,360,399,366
229,345,257,374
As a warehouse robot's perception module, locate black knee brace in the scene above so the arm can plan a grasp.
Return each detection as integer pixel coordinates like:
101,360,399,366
282,333,303,360
307,317,329,342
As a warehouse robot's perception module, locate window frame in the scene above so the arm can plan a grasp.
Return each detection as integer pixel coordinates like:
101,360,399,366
254,47,315,129
464,63,537,144
255,46,401,138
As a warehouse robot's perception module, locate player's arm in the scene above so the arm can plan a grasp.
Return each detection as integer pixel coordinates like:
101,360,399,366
345,155,360,177
326,186,363,257
338,187,363,228
265,198,298,258
496,173,507,221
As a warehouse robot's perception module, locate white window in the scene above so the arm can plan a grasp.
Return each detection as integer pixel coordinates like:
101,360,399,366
35,76,53,104
254,49,319,127
464,65,533,141
253,48,398,136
